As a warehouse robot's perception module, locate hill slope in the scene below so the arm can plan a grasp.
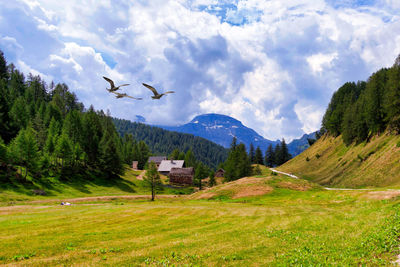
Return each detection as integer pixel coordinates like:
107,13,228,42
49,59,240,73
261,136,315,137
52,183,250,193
278,133,400,188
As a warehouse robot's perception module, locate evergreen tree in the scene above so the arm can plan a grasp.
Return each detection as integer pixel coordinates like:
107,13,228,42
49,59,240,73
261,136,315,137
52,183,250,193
136,141,150,170
144,161,161,201
0,80,14,142
0,50,8,80
14,127,40,179
194,162,208,190
383,65,400,132
265,144,275,167
184,149,197,168
56,134,72,169
208,170,216,187
254,146,263,165
274,143,281,165
249,143,255,164
170,148,180,160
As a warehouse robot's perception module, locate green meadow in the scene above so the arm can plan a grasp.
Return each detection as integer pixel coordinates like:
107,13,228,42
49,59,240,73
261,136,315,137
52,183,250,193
1,171,400,266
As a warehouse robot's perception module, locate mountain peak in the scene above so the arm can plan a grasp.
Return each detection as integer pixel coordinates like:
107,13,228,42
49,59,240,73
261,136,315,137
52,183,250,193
190,113,243,126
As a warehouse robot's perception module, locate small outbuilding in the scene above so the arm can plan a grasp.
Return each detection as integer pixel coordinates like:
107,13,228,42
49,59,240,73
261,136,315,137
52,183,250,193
169,167,194,185
158,159,185,175
215,168,225,177
132,161,138,170
148,156,167,168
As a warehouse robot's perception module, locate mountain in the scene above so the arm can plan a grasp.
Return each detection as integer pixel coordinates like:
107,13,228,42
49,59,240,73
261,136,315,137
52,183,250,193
160,113,279,151
159,113,313,156
287,132,316,156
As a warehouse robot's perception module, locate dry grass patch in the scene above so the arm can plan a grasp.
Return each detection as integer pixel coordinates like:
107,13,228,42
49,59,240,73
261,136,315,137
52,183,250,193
364,190,400,200
277,181,312,191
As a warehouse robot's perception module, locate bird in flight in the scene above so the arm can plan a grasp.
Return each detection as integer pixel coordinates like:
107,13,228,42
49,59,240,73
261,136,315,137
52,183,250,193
103,76,129,92
142,83,175,99
111,91,142,100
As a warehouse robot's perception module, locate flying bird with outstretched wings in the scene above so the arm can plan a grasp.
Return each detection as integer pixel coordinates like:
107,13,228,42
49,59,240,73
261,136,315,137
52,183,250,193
103,76,129,92
111,91,142,100
142,83,175,99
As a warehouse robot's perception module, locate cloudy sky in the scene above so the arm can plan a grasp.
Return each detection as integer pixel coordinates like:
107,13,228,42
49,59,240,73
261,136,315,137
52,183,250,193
1,0,399,141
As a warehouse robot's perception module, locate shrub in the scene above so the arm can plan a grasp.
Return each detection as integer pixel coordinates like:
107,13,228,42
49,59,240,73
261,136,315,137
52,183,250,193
315,154,321,159
306,157,310,162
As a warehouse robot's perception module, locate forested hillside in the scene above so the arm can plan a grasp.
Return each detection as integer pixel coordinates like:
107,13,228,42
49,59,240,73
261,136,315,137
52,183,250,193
0,50,154,182
113,118,228,169
279,55,400,187
322,55,400,144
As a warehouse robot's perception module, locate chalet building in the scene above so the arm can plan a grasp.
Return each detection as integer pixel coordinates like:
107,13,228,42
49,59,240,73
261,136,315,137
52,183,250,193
158,159,184,175
215,168,225,177
147,156,167,168
169,167,194,185
132,161,138,170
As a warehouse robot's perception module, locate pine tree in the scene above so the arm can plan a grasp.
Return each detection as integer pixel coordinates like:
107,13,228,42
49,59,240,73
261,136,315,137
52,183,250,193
249,143,255,164
265,144,275,167
0,50,8,80
56,134,72,169
144,161,161,201
184,149,197,167
14,127,39,179
170,148,180,160
208,170,216,187
136,141,150,170
254,146,263,165
194,162,208,190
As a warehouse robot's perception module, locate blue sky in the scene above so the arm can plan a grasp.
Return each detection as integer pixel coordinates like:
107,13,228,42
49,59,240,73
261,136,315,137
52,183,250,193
0,0,399,141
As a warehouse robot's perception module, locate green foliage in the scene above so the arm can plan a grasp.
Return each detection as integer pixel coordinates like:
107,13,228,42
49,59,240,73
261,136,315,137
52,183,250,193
224,140,251,181
315,153,320,159
322,54,400,144
306,157,310,162
274,139,291,166
265,144,275,167
194,162,208,190
254,146,264,165
208,171,216,187
144,161,161,201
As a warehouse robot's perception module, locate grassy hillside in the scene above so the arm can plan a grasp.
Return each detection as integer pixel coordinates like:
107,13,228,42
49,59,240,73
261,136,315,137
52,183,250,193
0,166,193,203
191,169,322,200
278,133,400,188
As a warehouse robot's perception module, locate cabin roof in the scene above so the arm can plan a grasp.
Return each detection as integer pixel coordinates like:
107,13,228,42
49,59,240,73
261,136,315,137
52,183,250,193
158,160,185,172
148,156,167,164
170,167,194,175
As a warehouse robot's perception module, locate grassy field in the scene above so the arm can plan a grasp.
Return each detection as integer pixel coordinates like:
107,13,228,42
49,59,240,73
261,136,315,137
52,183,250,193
1,171,400,266
278,133,400,188
0,167,194,204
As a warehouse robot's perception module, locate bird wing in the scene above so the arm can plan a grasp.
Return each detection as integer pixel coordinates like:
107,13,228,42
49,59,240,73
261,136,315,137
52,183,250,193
125,95,143,100
119,84,130,87
164,91,175,94
142,83,159,96
103,76,115,88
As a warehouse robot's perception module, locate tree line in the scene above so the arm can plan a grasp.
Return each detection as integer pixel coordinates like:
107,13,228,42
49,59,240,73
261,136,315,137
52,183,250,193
221,137,292,181
322,55,400,145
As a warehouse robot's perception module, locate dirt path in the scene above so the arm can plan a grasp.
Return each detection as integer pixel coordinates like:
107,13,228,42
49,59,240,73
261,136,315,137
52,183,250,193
271,169,370,191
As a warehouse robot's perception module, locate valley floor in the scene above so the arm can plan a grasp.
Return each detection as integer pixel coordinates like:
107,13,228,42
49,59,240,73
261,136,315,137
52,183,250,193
1,178,399,266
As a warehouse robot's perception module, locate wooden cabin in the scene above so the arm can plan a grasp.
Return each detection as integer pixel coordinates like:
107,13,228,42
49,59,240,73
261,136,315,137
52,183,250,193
147,156,167,168
169,167,194,185
158,159,185,175
215,168,225,177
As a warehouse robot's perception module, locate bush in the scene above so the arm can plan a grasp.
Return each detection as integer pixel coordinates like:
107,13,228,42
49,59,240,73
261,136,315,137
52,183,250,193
315,154,321,159
306,157,310,162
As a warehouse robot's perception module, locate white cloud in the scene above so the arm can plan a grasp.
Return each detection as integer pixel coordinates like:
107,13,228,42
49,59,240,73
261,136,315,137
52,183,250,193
1,0,400,141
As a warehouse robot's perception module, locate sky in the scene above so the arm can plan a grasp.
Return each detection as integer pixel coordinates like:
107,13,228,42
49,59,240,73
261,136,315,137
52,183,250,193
0,0,399,141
